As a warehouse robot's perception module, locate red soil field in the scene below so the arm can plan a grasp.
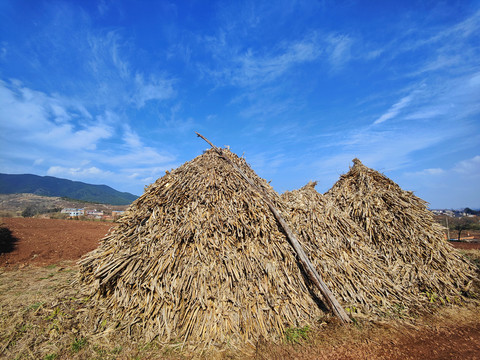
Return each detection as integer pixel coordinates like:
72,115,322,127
0,217,114,268
449,241,480,250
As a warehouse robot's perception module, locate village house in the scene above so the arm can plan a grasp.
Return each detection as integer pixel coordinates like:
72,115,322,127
61,208,85,217
86,210,104,219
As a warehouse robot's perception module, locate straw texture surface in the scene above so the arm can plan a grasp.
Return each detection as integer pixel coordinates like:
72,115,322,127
282,182,409,315
325,159,476,302
79,149,324,347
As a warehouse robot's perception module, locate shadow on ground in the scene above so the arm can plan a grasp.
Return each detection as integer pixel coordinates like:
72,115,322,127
0,224,19,254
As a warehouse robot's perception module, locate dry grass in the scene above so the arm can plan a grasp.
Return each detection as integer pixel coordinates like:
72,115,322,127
0,263,241,359
2,263,479,359
5,150,477,358
255,303,480,360
76,152,478,350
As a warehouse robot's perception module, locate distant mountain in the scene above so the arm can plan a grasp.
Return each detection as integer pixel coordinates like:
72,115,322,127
0,173,138,205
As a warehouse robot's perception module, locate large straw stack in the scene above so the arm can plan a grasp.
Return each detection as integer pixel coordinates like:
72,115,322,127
78,149,325,347
325,158,476,302
282,182,408,315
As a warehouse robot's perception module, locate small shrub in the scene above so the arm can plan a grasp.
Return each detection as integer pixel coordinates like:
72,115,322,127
21,206,37,218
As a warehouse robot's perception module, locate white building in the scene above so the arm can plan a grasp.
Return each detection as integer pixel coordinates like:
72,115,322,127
61,208,84,217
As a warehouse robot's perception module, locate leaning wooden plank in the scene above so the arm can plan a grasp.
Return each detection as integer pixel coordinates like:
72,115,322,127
195,132,351,324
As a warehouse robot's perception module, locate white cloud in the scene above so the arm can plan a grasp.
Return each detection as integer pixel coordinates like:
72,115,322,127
200,32,325,88
133,73,176,108
0,80,112,151
0,79,177,195
122,125,142,148
453,155,480,175
363,48,384,60
234,40,320,86
47,165,113,179
400,155,480,208
406,156,480,179
403,108,446,120
101,147,175,167
327,34,353,68
469,72,480,87
84,29,177,109
97,0,109,16
409,168,446,176
373,94,413,125
409,54,462,77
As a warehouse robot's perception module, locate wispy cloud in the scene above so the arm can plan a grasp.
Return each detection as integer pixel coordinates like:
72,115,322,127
47,165,113,179
0,79,112,150
86,30,177,108
0,79,176,193
327,34,353,69
133,73,176,108
453,155,480,175
373,94,414,125
311,66,480,193
402,155,480,208
408,168,446,176
408,156,480,179
201,33,323,88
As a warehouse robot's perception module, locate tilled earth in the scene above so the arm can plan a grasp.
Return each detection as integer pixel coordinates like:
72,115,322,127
0,217,114,267
0,217,479,359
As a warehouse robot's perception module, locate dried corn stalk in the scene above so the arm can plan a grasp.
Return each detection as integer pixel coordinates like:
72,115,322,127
282,181,411,315
325,159,477,302
78,148,325,348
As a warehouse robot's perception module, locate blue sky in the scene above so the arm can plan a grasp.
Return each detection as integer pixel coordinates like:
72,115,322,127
0,0,479,209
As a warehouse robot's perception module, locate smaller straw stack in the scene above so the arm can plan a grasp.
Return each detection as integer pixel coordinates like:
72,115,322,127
282,182,409,315
325,158,477,302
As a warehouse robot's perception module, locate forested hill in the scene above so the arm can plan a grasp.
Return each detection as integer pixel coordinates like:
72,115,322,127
0,173,138,205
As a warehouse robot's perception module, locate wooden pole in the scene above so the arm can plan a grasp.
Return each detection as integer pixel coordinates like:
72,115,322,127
196,132,351,324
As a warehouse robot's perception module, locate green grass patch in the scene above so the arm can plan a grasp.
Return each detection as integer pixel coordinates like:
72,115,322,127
27,301,45,311
39,273,56,280
71,337,87,353
285,325,311,344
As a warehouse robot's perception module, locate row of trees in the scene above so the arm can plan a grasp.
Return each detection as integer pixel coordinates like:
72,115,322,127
21,206,62,218
464,207,480,216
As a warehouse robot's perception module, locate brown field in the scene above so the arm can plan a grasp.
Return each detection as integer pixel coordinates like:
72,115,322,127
1,217,480,359
0,217,114,268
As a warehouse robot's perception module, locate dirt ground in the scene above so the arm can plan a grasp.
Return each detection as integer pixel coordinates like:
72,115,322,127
449,241,480,250
0,217,114,268
0,217,479,359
